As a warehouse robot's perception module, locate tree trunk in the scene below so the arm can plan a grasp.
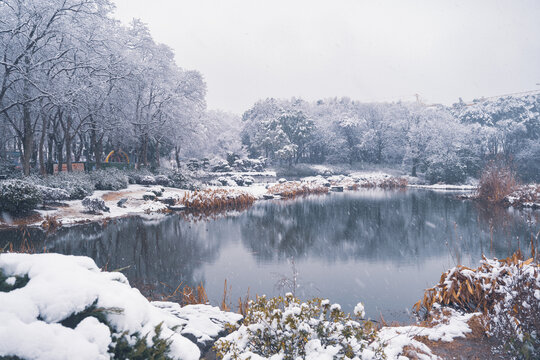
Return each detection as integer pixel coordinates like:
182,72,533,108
65,116,72,172
175,145,180,169
56,136,63,173
74,132,84,162
22,104,33,176
412,158,418,177
47,133,54,174
155,140,160,167
38,114,48,176
143,135,148,167
95,138,103,169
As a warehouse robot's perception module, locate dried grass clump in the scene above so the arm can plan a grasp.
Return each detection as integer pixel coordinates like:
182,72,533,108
379,177,408,189
41,215,61,233
477,161,517,203
414,251,540,356
141,281,209,306
180,189,256,213
179,283,209,305
414,251,538,317
267,181,329,198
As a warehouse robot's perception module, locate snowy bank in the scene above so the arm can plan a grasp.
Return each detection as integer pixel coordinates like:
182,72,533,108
0,253,241,360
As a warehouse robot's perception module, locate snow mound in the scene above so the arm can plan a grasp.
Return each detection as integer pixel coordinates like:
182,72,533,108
0,253,239,360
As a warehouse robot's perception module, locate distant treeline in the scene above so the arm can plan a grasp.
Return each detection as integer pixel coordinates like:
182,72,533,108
241,95,540,183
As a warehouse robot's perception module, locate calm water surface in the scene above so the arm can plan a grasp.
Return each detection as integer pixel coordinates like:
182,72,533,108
1,189,537,323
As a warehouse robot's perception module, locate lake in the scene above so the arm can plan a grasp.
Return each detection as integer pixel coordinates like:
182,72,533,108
0,189,536,323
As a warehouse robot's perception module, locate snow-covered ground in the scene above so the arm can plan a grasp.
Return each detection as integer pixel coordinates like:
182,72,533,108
31,183,271,227
0,253,242,360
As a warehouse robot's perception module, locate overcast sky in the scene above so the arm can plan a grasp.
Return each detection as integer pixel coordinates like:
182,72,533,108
112,0,540,113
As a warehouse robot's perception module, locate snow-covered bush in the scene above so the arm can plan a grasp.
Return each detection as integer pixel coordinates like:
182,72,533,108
90,169,128,191
143,192,157,201
232,158,266,172
37,172,94,200
154,174,171,186
212,159,232,173
37,185,70,203
150,187,164,197
243,176,255,186
230,174,244,186
126,169,155,185
414,252,540,359
140,175,156,185
166,170,191,189
217,176,238,187
0,253,241,360
0,180,42,214
82,196,110,214
504,185,540,208
214,294,384,360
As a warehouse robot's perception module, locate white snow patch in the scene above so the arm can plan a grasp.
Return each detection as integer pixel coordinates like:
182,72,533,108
0,253,242,360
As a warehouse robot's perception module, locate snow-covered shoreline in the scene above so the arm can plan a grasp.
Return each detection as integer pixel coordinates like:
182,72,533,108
2,170,519,230
0,253,489,360
0,253,242,360
7,170,539,231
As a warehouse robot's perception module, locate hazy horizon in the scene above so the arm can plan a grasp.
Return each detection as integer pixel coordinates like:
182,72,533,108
113,0,540,113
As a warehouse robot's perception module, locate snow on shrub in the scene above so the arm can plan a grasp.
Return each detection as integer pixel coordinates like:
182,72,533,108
504,184,540,208
166,170,198,189
126,169,155,186
140,175,157,185
37,172,94,200
414,251,540,358
214,294,384,360
37,185,70,203
302,175,331,188
154,175,171,186
0,253,241,360
143,192,157,201
90,169,128,191
82,196,110,214
243,176,255,186
217,176,238,187
0,180,42,214
151,187,165,197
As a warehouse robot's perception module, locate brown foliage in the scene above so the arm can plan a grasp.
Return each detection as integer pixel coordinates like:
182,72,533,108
414,251,538,318
477,161,517,203
41,215,62,234
180,189,255,213
267,182,329,198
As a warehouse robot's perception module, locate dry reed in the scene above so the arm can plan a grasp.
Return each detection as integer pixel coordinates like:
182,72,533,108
180,189,256,213
267,182,329,198
414,250,538,318
477,161,517,203
41,215,62,233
